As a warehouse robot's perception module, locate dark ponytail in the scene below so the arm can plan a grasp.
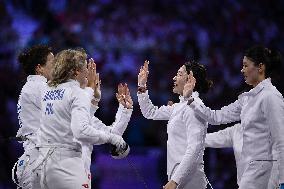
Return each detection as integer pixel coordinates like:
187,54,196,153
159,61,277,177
184,60,213,94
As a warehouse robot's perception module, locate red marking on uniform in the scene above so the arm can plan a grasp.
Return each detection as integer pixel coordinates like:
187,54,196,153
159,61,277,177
82,184,89,188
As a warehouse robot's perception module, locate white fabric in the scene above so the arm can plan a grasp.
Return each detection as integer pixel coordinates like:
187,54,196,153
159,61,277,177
39,79,113,148
81,102,132,173
191,78,284,186
17,75,47,150
15,75,47,189
138,91,208,188
39,147,89,189
205,123,243,184
37,79,127,188
16,148,41,189
205,123,280,188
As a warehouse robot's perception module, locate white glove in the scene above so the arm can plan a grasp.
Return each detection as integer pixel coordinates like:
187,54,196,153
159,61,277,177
108,133,130,159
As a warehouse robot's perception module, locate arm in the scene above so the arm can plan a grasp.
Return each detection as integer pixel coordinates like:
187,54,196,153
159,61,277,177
110,103,132,135
183,70,242,125
189,98,242,125
205,126,234,148
90,103,132,137
70,89,125,146
137,90,174,120
170,106,207,186
263,94,284,184
137,60,173,120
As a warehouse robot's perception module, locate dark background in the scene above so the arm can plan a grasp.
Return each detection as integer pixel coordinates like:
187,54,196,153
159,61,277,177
0,0,283,188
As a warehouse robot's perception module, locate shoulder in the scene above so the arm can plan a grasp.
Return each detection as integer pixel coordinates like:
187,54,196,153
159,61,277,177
261,86,283,101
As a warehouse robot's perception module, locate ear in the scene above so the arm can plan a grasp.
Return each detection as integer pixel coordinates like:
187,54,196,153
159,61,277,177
258,63,265,73
35,64,42,75
73,69,80,77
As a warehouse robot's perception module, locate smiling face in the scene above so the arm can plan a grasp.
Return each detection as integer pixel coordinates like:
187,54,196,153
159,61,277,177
241,56,265,87
173,65,188,95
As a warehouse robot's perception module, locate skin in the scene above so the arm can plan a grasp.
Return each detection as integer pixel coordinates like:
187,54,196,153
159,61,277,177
75,60,89,87
138,61,191,97
241,56,266,87
172,65,189,95
36,52,55,81
84,59,133,109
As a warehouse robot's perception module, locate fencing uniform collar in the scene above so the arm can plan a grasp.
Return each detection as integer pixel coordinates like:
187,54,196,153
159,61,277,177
239,78,271,98
179,91,199,102
65,79,80,87
27,75,47,82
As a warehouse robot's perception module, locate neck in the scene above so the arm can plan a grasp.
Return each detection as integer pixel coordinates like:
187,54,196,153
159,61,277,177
252,77,265,87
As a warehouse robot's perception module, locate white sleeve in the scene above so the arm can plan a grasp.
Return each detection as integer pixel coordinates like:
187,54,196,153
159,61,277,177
90,104,132,138
205,126,234,148
171,106,207,185
137,91,173,120
70,89,111,145
263,94,284,183
189,98,242,125
110,103,133,135
83,87,98,116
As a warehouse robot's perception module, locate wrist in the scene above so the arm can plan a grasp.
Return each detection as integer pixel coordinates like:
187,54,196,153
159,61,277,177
138,82,146,87
187,98,194,105
170,180,178,186
138,86,147,94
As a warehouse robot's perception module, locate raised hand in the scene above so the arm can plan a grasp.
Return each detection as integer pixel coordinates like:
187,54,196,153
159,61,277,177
93,73,101,100
87,58,96,90
138,60,149,87
116,83,133,109
183,71,196,98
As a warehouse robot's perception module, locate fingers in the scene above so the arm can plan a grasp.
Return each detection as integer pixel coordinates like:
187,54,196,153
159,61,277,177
144,60,149,71
117,83,124,95
95,73,101,87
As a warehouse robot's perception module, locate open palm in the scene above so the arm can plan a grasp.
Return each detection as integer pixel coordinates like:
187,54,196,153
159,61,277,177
183,71,196,98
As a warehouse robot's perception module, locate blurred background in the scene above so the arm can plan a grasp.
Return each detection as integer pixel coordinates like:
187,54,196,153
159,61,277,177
0,0,284,188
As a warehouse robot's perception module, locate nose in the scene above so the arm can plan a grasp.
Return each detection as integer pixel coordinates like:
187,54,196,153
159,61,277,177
241,68,244,73
173,76,176,81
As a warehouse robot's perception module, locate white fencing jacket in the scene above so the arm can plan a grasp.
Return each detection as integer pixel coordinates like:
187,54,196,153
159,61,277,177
205,123,279,187
138,91,207,186
191,78,284,183
81,99,132,172
205,123,243,185
38,79,117,150
17,75,47,150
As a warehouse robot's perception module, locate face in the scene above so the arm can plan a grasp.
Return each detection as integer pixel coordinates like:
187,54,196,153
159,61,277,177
241,56,262,87
173,65,188,95
39,52,55,81
75,60,88,86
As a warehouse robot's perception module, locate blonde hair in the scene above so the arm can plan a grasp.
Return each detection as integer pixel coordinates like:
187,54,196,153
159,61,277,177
48,49,87,87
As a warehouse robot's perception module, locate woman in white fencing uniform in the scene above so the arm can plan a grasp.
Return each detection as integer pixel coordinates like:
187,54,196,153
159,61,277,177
37,49,129,189
14,45,54,189
185,45,284,189
137,60,212,189
205,123,279,188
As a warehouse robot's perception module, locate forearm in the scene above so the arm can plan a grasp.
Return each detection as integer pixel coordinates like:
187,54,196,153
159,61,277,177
137,91,171,120
111,104,132,135
189,99,241,125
